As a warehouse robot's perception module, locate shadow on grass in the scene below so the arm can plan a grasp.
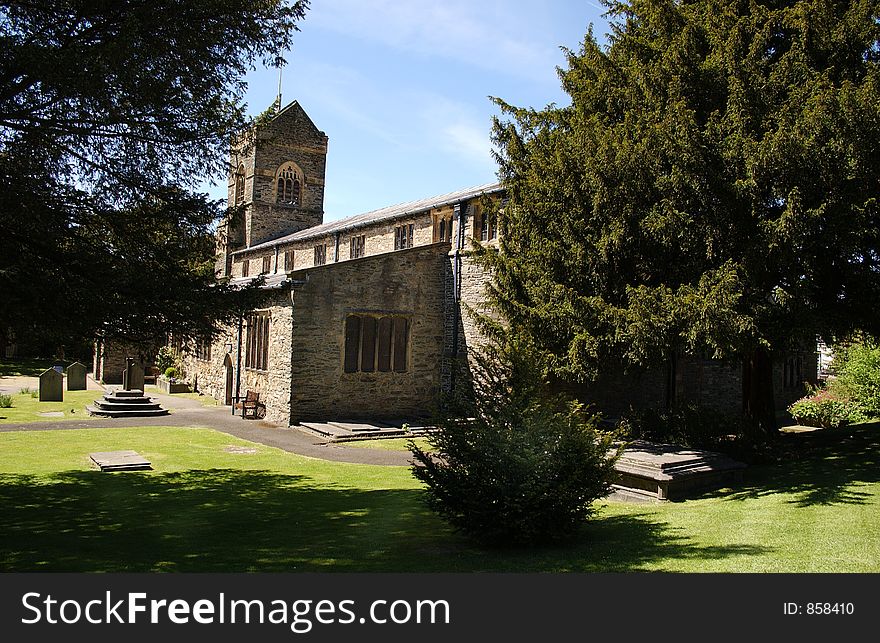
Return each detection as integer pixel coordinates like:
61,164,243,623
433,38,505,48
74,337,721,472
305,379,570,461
0,358,56,377
712,423,880,507
0,468,771,572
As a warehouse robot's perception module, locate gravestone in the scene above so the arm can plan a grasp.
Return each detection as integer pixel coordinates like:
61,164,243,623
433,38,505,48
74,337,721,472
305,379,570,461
39,368,63,402
66,361,87,391
121,359,144,392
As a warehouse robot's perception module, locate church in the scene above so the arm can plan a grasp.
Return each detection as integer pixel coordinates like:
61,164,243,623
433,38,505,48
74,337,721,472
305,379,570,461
106,100,812,426
178,100,500,425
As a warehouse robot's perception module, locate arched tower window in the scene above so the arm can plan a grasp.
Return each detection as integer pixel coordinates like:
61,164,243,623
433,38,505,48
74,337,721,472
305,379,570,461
276,162,303,206
234,164,245,205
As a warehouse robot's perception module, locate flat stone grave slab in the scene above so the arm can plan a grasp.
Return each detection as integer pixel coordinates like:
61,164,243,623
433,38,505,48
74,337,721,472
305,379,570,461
89,450,152,472
298,421,417,442
613,440,746,501
38,412,65,417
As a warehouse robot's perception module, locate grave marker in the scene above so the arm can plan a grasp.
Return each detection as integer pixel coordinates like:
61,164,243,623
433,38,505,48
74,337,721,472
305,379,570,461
67,361,87,391
121,359,145,392
39,368,63,402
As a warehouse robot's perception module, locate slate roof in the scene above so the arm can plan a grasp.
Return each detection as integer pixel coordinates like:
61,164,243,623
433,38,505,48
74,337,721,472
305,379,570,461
234,181,502,255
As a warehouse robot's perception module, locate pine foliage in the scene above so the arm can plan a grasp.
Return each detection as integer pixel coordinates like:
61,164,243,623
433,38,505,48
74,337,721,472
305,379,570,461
487,0,880,435
410,340,620,545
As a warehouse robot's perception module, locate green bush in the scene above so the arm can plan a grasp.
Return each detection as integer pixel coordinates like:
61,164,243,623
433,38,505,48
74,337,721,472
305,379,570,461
164,366,180,380
787,389,865,428
618,404,750,450
410,341,620,545
19,387,37,398
0,393,12,408
833,341,880,418
156,346,178,374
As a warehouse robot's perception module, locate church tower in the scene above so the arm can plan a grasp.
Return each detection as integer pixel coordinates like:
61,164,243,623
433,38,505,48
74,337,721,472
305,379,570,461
220,101,328,274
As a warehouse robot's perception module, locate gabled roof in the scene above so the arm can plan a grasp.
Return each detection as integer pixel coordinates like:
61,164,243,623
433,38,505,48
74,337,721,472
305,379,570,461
270,100,326,139
236,181,502,255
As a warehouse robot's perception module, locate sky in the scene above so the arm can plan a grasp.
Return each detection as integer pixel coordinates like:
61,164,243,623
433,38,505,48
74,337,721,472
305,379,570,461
209,0,611,221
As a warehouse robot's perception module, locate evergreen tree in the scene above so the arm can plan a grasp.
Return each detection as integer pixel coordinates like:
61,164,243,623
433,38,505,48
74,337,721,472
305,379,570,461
410,339,619,545
488,0,880,438
0,0,307,350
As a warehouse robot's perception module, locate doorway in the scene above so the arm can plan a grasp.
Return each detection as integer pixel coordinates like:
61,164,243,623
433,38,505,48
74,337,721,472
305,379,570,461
224,354,234,406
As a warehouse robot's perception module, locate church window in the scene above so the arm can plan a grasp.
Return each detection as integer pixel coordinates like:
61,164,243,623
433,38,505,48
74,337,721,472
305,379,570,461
344,314,408,373
394,223,414,250
245,311,270,371
350,234,366,259
234,164,245,205
284,249,294,271
437,216,453,242
478,209,497,241
195,338,212,361
276,163,303,205
314,244,326,266
261,256,271,275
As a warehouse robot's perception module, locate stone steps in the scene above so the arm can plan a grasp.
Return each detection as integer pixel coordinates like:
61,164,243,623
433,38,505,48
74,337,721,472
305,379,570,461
87,389,169,418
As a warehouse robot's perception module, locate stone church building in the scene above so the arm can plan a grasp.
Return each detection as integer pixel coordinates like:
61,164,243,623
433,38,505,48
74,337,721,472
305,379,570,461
118,100,813,426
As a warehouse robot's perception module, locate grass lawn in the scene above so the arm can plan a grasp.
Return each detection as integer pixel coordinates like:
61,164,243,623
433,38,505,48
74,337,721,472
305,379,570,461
341,437,431,451
0,358,58,377
0,424,878,572
0,389,98,424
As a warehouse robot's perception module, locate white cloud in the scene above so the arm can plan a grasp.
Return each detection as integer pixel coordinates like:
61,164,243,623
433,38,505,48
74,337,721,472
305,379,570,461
308,0,563,83
418,95,497,173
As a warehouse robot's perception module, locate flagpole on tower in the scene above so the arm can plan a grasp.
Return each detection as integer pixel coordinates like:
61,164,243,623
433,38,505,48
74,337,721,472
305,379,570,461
275,53,285,113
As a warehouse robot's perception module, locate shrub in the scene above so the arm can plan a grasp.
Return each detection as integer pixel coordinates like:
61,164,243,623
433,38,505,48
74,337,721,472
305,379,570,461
787,388,865,428
617,404,753,450
164,366,180,380
155,346,178,374
832,341,880,418
0,393,12,408
19,387,37,398
409,341,620,545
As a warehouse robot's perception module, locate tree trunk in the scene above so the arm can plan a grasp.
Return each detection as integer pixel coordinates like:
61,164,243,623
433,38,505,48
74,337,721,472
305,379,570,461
742,346,778,440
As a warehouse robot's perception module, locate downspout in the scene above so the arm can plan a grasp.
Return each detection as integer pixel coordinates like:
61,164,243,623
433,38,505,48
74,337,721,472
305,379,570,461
450,202,464,392
233,313,243,416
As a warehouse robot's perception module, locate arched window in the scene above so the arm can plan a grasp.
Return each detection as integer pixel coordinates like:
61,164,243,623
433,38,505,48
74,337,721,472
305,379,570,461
234,164,245,205
276,163,303,205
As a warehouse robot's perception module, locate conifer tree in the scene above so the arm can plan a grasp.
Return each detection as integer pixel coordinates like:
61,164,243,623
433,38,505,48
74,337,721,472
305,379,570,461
488,0,880,438
0,1,307,350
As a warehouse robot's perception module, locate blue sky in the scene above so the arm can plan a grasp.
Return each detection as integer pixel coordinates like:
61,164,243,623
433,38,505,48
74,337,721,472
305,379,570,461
211,0,610,221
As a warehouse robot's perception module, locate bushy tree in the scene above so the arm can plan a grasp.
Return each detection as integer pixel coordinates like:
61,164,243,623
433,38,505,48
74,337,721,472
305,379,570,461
488,0,880,438
0,0,307,350
410,340,620,545
831,339,880,417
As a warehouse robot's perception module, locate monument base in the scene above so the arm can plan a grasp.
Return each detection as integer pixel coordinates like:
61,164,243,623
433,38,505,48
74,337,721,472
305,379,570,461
613,440,746,501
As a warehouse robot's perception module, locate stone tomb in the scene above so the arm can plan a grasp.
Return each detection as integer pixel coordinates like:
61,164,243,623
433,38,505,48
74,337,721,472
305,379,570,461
89,450,152,472
38,368,63,402
66,361,87,391
612,440,747,501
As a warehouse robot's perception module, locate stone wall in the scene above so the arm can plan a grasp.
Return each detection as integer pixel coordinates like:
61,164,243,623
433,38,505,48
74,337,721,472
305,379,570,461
93,340,152,385
287,243,448,422
180,291,293,425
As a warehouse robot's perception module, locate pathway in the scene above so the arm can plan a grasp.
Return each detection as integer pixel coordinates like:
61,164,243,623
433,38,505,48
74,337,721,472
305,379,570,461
0,376,412,466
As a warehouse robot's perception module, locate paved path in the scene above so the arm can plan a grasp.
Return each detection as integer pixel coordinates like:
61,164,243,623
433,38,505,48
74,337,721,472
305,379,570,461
0,376,412,467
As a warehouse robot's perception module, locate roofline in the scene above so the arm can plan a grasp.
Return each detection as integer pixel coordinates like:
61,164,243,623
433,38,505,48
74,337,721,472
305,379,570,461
232,182,503,256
